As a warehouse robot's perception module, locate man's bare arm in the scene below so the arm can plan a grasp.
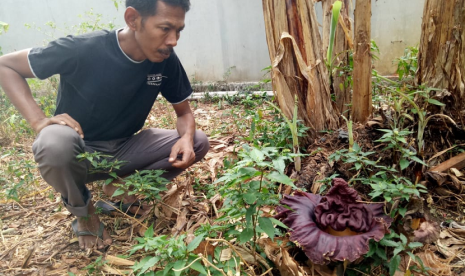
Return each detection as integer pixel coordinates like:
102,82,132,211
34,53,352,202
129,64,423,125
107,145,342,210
0,49,84,137
169,100,196,168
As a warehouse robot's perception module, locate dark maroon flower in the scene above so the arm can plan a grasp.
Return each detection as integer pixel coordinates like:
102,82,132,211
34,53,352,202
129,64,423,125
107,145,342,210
276,178,392,264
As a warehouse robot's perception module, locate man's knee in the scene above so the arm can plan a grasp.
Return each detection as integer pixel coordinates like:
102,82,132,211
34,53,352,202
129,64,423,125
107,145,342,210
32,125,85,167
194,130,209,160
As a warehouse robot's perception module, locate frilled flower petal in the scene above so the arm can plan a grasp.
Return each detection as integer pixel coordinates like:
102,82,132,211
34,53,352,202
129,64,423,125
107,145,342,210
315,178,374,232
276,178,392,264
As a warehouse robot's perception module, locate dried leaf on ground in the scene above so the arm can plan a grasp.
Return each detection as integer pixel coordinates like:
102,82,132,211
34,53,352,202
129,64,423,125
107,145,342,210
437,222,465,261
394,250,451,276
160,184,185,218
193,240,216,257
105,255,135,266
171,207,188,235
414,221,440,244
258,238,310,276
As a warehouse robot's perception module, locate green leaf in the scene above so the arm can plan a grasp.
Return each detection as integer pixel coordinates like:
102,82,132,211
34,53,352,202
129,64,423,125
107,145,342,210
398,206,407,217
243,193,257,204
375,247,387,260
258,217,275,241
144,225,154,238
250,148,265,162
238,167,259,177
269,217,289,229
403,188,418,195
400,234,407,245
326,1,342,65
409,155,426,165
393,246,403,257
187,234,206,252
366,244,376,258
0,21,9,33
239,227,254,243
272,158,286,174
379,239,398,247
162,262,176,276
173,260,187,276
190,259,207,275
406,251,416,261
134,256,160,275
408,242,424,249
427,98,445,106
399,159,409,170
389,255,401,276
112,188,125,198
266,171,296,188
246,205,256,227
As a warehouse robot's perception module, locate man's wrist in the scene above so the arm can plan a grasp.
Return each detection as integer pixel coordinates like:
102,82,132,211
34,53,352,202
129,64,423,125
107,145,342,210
31,117,49,133
180,134,194,145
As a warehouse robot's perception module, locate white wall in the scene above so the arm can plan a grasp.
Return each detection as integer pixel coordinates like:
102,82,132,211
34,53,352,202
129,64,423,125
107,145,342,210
0,0,424,82
371,0,424,74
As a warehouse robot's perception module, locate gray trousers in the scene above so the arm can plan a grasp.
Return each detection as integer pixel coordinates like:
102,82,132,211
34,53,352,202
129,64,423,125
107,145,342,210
32,125,210,217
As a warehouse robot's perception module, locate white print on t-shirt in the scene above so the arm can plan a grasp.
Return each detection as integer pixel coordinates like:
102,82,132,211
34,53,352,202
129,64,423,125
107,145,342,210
147,74,167,86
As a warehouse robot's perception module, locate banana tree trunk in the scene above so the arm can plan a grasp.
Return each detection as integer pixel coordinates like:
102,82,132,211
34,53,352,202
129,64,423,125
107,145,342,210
322,0,352,115
416,0,465,107
262,0,338,140
351,0,372,123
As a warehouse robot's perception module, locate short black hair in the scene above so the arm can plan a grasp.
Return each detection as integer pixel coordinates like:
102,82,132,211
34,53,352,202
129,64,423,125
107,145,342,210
125,0,190,17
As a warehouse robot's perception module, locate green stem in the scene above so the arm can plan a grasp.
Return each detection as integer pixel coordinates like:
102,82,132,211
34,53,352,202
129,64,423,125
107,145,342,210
374,73,399,85
252,214,258,265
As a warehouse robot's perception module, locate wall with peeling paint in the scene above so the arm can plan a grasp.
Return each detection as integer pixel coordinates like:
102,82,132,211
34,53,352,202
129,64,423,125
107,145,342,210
0,0,424,82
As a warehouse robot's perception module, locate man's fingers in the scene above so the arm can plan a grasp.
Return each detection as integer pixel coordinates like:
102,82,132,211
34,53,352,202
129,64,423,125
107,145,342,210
169,150,179,163
53,114,84,138
171,151,195,169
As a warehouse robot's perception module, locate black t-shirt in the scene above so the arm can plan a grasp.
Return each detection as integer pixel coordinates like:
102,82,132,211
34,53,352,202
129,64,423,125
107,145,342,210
28,29,192,141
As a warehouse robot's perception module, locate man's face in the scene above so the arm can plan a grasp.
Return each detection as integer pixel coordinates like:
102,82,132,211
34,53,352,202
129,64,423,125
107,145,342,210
135,1,186,62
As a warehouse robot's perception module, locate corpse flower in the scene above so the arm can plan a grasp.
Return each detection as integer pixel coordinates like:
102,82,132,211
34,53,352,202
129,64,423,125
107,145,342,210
276,178,392,264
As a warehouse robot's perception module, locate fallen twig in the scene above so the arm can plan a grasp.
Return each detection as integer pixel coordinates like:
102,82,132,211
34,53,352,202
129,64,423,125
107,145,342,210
1,202,59,220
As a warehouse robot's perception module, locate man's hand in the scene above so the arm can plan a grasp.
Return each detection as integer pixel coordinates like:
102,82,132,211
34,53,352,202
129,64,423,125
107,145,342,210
168,136,195,169
33,113,84,139
170,100,196,169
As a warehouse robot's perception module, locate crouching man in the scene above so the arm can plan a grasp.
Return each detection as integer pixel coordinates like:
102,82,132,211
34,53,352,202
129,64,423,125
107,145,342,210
0,0,209,250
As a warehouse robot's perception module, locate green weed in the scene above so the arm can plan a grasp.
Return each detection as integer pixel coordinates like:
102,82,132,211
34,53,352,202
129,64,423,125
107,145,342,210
395,46,419,81
0,20,8,55
0,148,40,202
130,226,209,276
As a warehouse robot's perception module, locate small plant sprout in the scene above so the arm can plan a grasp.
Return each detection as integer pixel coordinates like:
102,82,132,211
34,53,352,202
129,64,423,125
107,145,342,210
394,89,456,157
326,1,343,70
341,114,354,152
267,95,302,171
0,21,8,34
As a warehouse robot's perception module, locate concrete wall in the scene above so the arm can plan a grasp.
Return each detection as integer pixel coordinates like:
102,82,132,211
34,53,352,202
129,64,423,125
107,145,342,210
0,0,424,82
371,0,424,75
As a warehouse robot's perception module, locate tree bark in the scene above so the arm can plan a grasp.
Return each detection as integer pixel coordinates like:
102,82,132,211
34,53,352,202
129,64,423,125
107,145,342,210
351,0,372,123
262,0,338,139
416,0,465,107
